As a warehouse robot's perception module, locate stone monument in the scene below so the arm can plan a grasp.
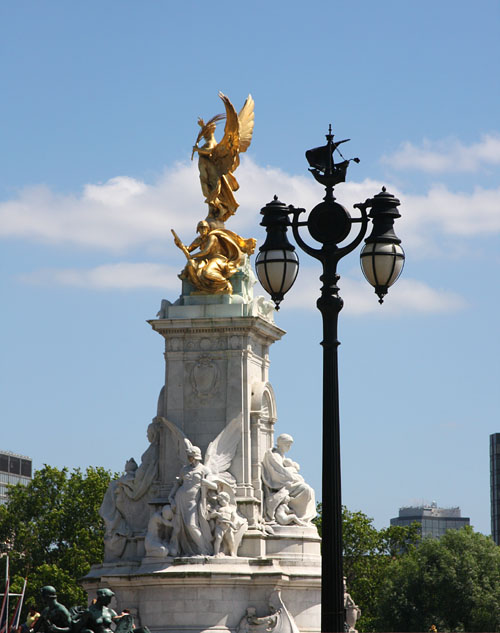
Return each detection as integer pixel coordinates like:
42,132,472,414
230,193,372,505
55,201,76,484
83,93,321,633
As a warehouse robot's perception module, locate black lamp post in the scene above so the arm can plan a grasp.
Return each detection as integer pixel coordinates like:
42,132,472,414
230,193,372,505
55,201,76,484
255,127,404,633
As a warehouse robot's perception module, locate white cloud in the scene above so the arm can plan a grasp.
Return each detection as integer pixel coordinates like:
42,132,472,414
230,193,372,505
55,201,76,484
2,152,500,264
400,184,500,257
261,267,465,315
19,262,180,290
19,261,464,315
0,164,203,252
0,159,319,252
0,157,382,254
383,134,500,173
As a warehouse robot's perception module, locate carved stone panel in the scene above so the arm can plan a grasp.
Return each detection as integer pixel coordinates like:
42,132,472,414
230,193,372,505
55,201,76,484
190,354,220,399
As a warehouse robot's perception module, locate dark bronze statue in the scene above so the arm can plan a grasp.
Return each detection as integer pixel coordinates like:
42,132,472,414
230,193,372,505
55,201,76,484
80,589,122,633
33,587,71,633
35,586,148,633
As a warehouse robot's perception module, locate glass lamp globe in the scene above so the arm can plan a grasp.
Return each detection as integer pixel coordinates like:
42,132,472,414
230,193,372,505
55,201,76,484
360,241,405,303
255,248,299,309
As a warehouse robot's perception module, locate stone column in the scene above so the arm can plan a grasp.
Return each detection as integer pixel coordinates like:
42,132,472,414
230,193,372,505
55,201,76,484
149,314,284,531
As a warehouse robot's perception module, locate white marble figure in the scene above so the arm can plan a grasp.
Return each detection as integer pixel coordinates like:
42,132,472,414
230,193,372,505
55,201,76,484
98,459,136,559
159,416,248,557
208,491,247,557
100,421,161,560
237,591,299,633
144,505,175,557
249,295,276,322
261,433,316,526
344,577,361,633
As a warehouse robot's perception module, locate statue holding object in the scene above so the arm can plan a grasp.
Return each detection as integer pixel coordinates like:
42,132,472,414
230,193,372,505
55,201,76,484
172,92,257,295
172,222,255,295
261,433,316,526
192,91,254,227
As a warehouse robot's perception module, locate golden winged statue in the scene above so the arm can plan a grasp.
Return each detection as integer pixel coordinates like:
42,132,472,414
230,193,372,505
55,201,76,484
171,93,256,296
192,91,254,227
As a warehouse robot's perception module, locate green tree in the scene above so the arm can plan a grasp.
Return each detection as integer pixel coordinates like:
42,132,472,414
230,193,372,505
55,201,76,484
0,465,113,610
314,504,420,631
376,526,500,632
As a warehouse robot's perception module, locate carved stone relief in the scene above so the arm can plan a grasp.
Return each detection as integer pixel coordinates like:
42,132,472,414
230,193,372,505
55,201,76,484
190,355,220,399
237,591,299,633
166,337,183,352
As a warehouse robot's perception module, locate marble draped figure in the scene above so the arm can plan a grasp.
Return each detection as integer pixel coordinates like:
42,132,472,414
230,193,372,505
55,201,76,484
261,434,316,525
100,421,161,559
165,417,248,557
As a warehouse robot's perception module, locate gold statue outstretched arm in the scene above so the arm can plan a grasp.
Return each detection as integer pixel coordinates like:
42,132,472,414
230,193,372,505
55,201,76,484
171,229,192,261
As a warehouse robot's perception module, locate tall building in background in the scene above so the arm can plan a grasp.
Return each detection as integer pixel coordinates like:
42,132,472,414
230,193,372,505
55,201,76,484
490,433,500,545
0,450,32,504
390,502,470,538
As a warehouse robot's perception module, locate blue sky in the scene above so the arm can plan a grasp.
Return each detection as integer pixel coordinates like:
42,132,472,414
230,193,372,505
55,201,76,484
1,1,500,534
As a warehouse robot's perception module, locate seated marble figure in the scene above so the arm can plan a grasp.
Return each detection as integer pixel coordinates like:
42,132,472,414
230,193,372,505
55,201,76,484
261,433,316,526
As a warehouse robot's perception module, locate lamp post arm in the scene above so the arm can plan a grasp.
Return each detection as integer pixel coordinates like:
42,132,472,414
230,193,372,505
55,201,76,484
335,204,370,260
289,206,324,261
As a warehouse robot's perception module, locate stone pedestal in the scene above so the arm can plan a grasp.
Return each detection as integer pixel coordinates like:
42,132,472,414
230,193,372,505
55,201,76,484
84,553,320,633
85,291,321,632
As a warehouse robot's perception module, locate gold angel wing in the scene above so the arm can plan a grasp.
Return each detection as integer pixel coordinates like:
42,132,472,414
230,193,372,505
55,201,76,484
237,94,254,154
210,92,240,177
195,92,255,224
211,92,254,178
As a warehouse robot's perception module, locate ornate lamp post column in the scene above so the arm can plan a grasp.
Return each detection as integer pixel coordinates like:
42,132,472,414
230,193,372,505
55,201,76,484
255,127,404,633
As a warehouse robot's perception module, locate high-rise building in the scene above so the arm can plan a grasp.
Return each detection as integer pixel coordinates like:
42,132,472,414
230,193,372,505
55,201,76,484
390,502,469,538
0,450,32,505
490,433,500,545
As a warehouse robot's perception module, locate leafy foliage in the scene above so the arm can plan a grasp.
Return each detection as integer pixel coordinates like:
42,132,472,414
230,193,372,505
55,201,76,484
0,465,113,610
315,504,420,631
376,527,500,632
315,505,500,632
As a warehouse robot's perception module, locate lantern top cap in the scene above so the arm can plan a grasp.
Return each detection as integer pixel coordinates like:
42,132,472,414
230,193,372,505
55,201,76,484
262,194,288,208
370,186,401,207
260,195,292,219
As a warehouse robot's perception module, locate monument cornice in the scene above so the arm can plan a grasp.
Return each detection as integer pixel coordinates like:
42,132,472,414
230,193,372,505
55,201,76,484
148,315,285,342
